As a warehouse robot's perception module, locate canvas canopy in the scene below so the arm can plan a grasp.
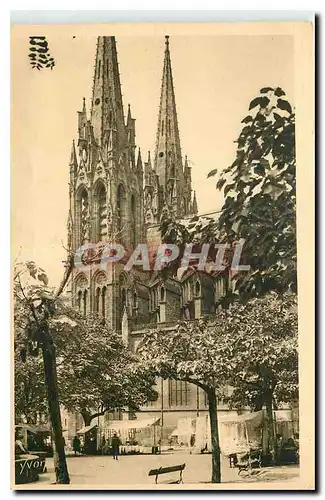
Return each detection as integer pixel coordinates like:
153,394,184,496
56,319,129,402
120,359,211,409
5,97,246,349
218,411,264,455
77,423,97,434
107,417,160,431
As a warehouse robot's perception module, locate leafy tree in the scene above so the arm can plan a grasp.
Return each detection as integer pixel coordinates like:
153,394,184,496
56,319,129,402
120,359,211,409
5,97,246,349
15,311,158,428
217,292,298,461
51,311,158,428
14,353,47,424
159,87,296,304
137,319,229,483
209,87,296,300
14,285,158,449
29,36,55,70
137,292,298,481
14,258,74,484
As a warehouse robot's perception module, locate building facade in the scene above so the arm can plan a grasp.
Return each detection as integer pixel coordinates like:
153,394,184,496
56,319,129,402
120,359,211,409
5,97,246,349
67,35,230,439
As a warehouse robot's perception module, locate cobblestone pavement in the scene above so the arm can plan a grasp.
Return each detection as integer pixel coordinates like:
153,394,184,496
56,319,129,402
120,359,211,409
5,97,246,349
16,452,300,488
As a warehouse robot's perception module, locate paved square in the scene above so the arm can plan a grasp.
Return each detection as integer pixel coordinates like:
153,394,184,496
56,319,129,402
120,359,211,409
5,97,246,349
16,452,300,488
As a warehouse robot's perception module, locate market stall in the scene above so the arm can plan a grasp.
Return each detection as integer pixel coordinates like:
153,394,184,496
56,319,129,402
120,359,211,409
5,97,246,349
77,422,98,454
102,417,161,454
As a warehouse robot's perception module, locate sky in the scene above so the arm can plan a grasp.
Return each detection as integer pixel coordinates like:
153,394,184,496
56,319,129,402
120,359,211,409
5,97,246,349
12,31,294,286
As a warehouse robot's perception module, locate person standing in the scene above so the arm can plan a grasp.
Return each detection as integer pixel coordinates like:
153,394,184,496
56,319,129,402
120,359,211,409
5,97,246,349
111,433,121,460
73,435,81,456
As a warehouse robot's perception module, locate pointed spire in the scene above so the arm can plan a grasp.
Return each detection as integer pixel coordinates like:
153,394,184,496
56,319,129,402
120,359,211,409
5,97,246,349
127,103,132,124
184,154,191,180
91,37,125,147
155,36,183,214
192,191,198,215
147,151,152,169
82,97,86,113
137,148,142,169
69,140,78,167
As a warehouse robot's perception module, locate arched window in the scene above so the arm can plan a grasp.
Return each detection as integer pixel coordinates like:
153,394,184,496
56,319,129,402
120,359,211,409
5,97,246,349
94,183,107,242
161,120,164,136
130,194,136,248
102,286,107,319
195,280,201,296
121,288,126,308
77,290,82,311
160,286,165,302
76,187,89,244
117,184,127,239
83,290,88,316
95,287,100,313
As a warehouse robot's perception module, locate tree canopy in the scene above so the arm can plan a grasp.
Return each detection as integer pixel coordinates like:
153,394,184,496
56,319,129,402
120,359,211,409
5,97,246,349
14,263,158,428
159,87,296,303
137,291,298,481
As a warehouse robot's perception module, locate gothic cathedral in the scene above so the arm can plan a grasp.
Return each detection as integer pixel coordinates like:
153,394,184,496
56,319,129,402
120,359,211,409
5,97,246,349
68,36,202,333
67,36,228,433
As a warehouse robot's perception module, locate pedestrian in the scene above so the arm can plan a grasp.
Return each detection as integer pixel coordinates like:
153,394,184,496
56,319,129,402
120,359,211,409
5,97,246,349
111,432,121,460
275,433,283,465
189,434,195,454
73,435,81,456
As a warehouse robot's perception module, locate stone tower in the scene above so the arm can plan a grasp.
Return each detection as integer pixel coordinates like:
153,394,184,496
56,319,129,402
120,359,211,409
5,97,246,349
68,36,144,330
144,36,196,225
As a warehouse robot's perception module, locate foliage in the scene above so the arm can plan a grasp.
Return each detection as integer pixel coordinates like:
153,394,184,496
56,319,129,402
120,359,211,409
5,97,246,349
138,292,298,408
14,350,48,423
13,262,158,426
216,292,298,410
51,310,158,424
159,88,296,303
137,292,298,481
211,87,296,299
29,36,55,70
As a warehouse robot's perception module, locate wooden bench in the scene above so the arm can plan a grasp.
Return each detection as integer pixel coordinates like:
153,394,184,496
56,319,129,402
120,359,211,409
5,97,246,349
237,450,262,475
148,463,185,484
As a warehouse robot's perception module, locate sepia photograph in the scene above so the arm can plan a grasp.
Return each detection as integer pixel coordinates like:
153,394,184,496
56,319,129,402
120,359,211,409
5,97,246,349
11,21,314,490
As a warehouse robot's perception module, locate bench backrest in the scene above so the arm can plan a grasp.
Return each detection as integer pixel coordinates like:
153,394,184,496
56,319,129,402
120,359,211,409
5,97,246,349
148,464,185,476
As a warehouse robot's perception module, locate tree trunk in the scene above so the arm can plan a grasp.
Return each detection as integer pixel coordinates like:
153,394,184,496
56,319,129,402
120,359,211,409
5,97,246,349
265,389,275,464
207,387,221,483
42,330,70,484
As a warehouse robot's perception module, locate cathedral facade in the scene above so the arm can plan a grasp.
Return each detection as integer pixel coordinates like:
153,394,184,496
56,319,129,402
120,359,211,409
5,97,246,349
67,36,229,438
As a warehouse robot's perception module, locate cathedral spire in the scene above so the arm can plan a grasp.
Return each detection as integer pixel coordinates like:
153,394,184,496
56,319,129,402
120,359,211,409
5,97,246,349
154,36,182,188
91,36,125,148
127,103,132,125
69,140,77,167
136,148,142,170
192,191,198,215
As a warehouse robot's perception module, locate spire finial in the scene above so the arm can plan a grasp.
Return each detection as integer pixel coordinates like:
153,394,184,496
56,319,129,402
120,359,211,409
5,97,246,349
82,97,86,112
127,103,132,123
137,148,142,169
